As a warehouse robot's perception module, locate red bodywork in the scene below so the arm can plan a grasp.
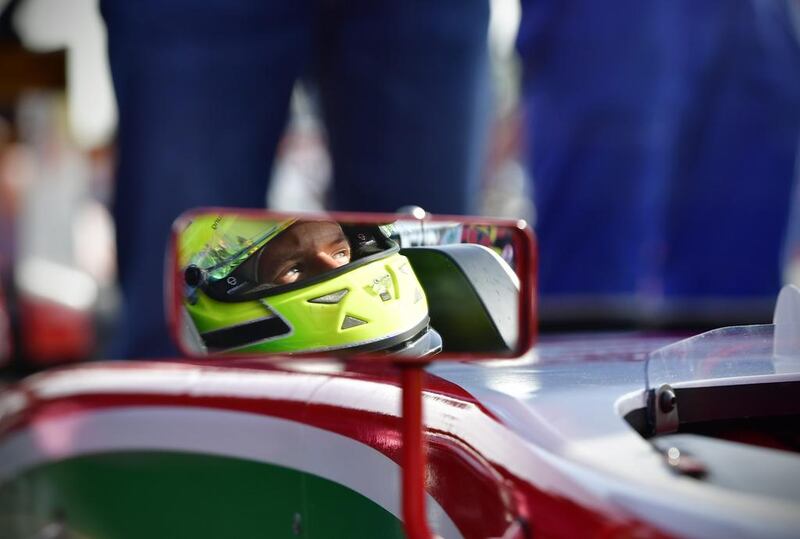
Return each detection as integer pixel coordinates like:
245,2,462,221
0,358,674,539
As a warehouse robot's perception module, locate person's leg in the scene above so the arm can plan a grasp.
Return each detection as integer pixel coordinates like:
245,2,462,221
659,1,800,301
517,0,662,299
102,0,311,358
315,0,490,214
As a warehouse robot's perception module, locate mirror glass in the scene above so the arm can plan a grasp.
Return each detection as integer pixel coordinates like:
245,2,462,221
170,209,534,360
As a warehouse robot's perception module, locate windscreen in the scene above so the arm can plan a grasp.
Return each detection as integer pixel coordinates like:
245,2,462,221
644,324,800,390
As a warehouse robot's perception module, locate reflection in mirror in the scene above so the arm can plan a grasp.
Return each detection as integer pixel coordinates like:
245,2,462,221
174,211,526,359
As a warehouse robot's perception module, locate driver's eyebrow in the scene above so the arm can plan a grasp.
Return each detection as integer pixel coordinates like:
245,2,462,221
265,239,343,271
280,233,349,262
327,233,351,250
258,225,350,274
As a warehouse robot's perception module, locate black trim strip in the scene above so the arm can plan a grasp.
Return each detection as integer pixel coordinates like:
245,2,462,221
343,316,431,354
201,316,291,351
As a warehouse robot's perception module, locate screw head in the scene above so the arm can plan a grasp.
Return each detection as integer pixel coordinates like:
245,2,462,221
658,386,677,413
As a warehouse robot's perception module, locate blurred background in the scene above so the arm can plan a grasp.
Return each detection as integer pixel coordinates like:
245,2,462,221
0,0,799,371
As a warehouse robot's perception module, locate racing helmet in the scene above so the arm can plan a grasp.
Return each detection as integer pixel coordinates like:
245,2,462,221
178,213,441,357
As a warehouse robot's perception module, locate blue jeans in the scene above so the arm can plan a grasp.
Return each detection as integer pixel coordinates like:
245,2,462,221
518,0,800,311
101,0,490,358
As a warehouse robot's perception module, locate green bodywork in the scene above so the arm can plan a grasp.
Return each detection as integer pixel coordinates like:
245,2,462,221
0,452,405,539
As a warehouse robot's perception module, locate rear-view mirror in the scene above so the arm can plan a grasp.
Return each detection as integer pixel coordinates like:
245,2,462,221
168,208,536,360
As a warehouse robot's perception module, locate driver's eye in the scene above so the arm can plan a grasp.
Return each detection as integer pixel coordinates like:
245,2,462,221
278,265,302,283
333,249,349,260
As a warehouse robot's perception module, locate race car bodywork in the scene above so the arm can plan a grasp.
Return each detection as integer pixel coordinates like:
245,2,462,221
1,326,798,538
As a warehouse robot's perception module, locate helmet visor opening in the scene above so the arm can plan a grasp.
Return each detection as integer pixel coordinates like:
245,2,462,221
255,221,353,287
194,221,398,303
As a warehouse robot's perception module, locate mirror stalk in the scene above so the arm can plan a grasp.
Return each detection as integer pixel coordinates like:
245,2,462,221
400,363,433,539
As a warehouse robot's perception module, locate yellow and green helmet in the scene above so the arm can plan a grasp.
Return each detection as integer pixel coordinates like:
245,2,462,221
178,214,441,357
